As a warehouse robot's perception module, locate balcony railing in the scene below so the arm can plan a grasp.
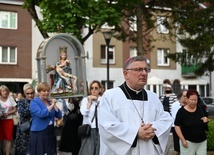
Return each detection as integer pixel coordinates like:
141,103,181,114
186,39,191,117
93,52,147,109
181,64,199,78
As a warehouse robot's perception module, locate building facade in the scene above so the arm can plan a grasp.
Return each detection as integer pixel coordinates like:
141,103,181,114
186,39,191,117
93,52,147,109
0,0,32,93
0,1,213,97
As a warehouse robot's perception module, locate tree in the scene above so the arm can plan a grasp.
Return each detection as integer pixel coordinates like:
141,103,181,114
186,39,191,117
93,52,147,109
23,0,167,55
23,0,121,43
167,0,214,75
23,0,214,74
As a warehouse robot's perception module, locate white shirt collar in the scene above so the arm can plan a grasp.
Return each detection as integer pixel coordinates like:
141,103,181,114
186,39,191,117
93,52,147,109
127,85,143,94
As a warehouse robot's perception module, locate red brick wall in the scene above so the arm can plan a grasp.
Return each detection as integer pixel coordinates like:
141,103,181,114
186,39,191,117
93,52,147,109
0,3,32,78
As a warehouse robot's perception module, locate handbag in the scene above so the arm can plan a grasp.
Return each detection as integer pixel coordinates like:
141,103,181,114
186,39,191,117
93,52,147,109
78,102,99,138
13,112,20,125
20,121,31,132
56,118,64,127
78,124,91,138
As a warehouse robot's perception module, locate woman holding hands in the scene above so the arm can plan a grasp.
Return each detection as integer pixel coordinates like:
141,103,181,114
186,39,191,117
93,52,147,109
28,82,62,155
174,89,209,155
78,80,103,155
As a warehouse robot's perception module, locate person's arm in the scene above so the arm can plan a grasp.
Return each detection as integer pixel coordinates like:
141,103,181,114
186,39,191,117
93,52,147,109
5,106,17,117
174,125,188,148
87,95,97,109
30,99,50,118
4,96,17,117
174,108,188,148
80,97,91,116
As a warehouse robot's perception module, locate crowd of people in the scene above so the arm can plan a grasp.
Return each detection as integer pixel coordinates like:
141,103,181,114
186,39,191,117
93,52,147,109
0,56,211,155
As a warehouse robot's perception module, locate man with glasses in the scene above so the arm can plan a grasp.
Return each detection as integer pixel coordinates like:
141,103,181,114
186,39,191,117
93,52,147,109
98,56,173,155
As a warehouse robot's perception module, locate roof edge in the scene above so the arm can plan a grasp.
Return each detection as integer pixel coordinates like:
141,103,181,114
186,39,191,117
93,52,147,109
0,1,23,6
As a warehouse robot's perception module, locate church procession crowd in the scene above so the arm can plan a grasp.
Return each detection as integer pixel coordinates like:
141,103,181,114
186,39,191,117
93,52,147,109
0,56,210,155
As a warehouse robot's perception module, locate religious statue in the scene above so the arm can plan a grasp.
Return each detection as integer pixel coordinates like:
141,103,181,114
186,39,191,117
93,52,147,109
48,46,78,94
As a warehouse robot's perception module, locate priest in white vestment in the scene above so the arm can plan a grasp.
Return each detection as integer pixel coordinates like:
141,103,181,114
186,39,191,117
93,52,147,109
98,56,173,155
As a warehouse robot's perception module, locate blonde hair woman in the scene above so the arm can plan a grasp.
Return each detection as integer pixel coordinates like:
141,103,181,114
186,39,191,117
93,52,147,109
15,83,35,155
0,85,17,155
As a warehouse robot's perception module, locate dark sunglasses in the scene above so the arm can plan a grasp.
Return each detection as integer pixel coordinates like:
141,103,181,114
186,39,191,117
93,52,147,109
90,87,99,90
26,92,34,95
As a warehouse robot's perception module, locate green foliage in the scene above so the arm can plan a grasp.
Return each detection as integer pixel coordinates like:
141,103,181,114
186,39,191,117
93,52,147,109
23,0,214,63
207,118,214,150
24,0,121,42
23,0,158,54
168,1,214,75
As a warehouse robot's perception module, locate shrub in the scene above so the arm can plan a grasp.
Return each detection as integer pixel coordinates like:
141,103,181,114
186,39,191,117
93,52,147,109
207,118,214,150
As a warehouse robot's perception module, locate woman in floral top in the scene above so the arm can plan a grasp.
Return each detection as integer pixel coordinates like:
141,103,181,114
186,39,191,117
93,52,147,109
15,84,35,155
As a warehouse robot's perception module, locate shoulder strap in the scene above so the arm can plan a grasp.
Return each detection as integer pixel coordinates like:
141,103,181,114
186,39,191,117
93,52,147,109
91,101,99,123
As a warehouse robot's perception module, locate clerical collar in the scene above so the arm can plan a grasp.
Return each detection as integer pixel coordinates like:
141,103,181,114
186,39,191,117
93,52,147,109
126,84,143,94
119,82,148,101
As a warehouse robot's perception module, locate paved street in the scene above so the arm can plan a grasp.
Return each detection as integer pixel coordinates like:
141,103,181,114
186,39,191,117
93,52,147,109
3,132,214,155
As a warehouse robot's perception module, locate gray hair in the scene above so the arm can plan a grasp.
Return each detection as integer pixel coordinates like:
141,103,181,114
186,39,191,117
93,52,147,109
123,56,149,70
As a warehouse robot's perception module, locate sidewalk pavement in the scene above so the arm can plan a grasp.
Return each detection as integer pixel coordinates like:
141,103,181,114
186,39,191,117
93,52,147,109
5,131,214,155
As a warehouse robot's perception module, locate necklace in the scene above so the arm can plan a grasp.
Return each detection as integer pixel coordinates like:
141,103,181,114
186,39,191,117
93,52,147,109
123,84,145,125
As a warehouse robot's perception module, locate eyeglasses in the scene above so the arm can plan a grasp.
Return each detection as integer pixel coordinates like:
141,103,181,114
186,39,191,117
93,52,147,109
26,92,34,95
90,87,99,90
126,67,150,73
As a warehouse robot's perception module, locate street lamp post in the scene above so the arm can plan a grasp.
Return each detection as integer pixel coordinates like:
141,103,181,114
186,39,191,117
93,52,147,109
102,31,112,89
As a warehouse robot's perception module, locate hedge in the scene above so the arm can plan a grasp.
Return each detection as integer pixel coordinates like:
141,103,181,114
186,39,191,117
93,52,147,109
207,117,214,150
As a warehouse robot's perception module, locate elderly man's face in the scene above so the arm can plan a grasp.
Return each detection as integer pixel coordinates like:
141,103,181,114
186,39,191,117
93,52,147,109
124,61,148,90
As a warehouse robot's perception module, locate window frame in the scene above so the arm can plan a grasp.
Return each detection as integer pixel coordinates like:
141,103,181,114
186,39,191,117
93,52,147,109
100,45,115,64
101,80,114,90
0,46,17,64
157,48,170,66
0,11,18,29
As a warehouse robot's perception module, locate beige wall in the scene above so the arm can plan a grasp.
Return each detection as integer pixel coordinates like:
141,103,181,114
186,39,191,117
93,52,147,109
150,10,177,70
93,32,124,68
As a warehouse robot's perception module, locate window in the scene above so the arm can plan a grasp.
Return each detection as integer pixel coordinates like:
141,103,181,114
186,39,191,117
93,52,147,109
0,46,17,64
130,47,137,57
157,48,169,66
101,80,114,90
172,80,180,95
157,16,169,34
0,11,17,29
101,45,115,64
